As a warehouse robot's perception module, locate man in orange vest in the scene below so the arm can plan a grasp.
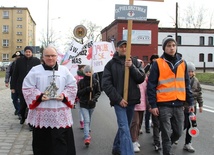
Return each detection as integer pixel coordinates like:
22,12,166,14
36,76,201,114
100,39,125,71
147,35,194,155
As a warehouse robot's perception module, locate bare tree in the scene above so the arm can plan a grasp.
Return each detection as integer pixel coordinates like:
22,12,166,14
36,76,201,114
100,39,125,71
194,6,206,28
39,28,61,47
208,10,214,29
80,20,102,42
66,20,102,44
171,2,208,29
183,5,195,28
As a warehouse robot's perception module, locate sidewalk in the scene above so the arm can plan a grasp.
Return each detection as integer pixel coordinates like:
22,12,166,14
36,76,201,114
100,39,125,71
0,77,213,155
0,79,33,155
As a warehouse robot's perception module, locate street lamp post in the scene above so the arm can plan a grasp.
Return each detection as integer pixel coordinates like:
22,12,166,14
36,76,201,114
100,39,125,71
47,0,49,47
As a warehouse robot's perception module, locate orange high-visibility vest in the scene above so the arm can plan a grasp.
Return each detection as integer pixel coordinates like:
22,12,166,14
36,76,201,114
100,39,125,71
156,58,186,102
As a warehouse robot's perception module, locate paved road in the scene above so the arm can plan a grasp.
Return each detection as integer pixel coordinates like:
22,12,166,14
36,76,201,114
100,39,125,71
0,77,213,155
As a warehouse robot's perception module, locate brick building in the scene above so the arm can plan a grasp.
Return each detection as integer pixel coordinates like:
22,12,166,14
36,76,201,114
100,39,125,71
101,20,214,69
101,19,159,63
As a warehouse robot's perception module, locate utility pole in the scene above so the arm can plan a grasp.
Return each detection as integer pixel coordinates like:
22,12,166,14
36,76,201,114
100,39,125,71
47,0,49,47
175,2,178,42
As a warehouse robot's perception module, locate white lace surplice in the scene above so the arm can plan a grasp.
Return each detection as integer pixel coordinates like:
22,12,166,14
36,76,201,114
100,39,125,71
22,65,77,129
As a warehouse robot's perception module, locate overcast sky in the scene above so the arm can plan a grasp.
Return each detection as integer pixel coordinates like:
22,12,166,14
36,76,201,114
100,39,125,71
1,0,213,45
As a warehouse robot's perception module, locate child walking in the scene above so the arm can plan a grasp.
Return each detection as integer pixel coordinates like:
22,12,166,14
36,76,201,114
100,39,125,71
130,60,147,153
77,65,101,146
74,65,85,130
183,62,203,152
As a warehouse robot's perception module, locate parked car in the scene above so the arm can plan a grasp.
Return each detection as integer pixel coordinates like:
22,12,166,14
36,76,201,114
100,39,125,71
0,62,11,71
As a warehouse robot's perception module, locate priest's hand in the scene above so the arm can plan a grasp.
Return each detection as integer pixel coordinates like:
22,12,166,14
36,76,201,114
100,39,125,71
42,94,50,101
56,94,64,101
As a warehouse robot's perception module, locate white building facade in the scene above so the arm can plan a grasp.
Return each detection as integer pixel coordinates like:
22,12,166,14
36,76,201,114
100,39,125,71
158,28,214,69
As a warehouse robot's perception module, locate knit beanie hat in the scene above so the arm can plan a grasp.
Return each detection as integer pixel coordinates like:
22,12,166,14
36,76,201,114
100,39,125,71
83,65,92,74
162,35,177,50
24,46,33,52
187,62,196,72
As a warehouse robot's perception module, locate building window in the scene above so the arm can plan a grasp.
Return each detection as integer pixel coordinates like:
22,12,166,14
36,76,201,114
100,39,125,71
199,36,204,45
17,39,22,43
17,25,22,28
17,10,22,14
208,53,213,62
16,46,22,49
142,56,148,62
177,36,181,45
2,39,9,47
2,54,9,61
17,32,22,35
3,11,9,19
208,37,213,46
2,25,9,33
17,17,22,21
199,53,204,62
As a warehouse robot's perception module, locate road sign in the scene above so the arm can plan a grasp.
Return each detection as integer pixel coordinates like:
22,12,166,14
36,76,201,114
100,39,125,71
73,25,87,39
115,4,147,21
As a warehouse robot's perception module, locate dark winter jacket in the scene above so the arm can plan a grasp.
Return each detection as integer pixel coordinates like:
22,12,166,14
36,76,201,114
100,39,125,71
77,75,101,109
147,53,194,108
101,52,145,106
11,56,41,93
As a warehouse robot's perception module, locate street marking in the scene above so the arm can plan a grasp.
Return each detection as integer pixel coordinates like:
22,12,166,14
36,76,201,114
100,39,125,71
197,106,214,113
202,108,214,113
203,105,214,110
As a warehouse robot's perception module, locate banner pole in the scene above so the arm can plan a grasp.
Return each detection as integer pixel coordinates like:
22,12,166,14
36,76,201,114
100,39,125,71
123,0,134,101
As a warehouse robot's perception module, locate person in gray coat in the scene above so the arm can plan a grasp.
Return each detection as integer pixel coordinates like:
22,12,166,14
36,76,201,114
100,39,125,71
5,51,23,117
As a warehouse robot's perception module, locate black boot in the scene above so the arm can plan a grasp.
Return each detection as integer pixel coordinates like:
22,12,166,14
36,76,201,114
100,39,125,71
20,117,25,124
28,124,33,131
18,114,22,120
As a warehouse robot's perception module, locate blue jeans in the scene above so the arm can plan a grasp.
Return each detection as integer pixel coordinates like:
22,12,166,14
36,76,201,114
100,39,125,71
75,101,84,122
158,106,184,155
113,104,135,155
80,107,94,139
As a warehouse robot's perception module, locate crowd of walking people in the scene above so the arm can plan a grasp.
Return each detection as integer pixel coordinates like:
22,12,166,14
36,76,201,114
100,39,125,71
4,35,203,155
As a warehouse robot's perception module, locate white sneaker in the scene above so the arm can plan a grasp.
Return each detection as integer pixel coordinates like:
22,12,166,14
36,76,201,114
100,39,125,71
136,141,140,148
133,142,140,153
150,120,153,127
183,143,195,153
174,140,179,145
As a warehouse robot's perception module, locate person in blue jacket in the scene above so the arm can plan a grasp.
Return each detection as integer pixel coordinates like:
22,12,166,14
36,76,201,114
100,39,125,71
147,35,194,155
